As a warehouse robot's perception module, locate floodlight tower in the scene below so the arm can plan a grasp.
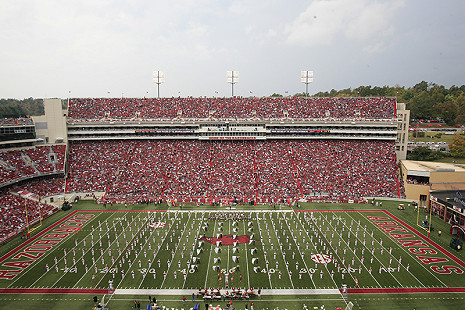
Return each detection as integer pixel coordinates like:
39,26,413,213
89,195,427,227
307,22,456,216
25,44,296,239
153,70,166,98
301,70,314,97
227,71,239,97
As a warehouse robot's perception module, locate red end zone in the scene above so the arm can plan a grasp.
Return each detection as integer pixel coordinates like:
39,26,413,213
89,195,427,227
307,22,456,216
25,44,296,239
297,209,465,294
0,209,166,289
0,210,79,265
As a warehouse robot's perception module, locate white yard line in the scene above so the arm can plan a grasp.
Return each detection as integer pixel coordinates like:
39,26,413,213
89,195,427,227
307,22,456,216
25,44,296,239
305,211,383,288
345,211,445,287
294,212,349,306
227,220,230,284
83,212,145,289
275,212,316,288
307,212,380,288
123,212,176,289
243,219,251,289
160,212,190,288
339,211,416,286
25,212,108,288
255,212,275,289
203,215,217,288
135,211,171,289
70,212,140,288
106,211,175,305
182,212,205,289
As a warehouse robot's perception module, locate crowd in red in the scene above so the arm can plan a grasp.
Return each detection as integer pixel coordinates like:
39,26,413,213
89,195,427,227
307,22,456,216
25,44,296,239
291,140,399,198
0,117,34,126
0,145,66,185
66,140,401,203
0,190,56,240
68,97,396,120
11,177,65,198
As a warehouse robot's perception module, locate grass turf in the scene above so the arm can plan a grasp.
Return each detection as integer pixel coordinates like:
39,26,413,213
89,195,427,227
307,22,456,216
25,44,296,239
0,200,464,309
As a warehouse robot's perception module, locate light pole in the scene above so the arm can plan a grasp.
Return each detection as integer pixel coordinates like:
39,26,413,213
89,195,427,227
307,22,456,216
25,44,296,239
301,70,313,97
153,70,165,98
227,71,239,97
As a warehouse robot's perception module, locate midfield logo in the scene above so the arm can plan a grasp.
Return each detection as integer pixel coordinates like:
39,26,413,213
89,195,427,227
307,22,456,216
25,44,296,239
310,253,333,264
149,222,166,229
200,235,251,246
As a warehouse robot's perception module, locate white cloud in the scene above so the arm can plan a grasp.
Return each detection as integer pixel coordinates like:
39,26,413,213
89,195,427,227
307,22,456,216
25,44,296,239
363,42,385,54
0,0,463,99
284,0,405,46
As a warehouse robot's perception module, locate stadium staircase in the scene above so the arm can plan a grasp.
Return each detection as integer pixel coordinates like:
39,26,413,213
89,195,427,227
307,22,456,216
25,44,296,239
287,143,304,199
48,146,57,172
252,145,258,205
21,153,40,174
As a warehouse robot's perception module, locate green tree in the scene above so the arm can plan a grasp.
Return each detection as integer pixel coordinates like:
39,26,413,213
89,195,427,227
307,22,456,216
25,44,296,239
455,114,465,125
0,98,44,117
449,136,465,158
413,81,428,93
407,146,447,161
270,93,283,97
435,101,459,125
408,91,435,120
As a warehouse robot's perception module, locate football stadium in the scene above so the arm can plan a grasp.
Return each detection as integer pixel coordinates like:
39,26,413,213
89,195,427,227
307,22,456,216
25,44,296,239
0,96,464,310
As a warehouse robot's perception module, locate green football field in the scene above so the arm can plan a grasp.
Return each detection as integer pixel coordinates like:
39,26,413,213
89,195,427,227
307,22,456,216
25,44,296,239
0,200,464,310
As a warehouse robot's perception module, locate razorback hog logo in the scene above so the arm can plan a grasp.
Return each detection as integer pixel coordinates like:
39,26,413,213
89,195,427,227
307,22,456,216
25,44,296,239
200,235,250,246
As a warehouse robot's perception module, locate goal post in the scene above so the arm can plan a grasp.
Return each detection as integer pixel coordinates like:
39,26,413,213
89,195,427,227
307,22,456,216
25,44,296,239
416,201,433,238
24,196,43,238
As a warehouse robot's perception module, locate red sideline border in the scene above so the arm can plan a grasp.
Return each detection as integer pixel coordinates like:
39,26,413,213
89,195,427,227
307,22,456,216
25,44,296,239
0,288,113,295
79,210,167,213
345,287,465,294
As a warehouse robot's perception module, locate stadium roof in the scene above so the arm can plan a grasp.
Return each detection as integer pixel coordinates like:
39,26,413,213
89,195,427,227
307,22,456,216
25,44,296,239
402,160,465,174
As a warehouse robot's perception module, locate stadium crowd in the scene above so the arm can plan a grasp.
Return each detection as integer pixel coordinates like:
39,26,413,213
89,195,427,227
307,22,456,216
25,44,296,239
0,117,34,126
0,190,56,240
68,97,396,121
66,140,400,203
0,145,66,185
11,177,65,198
291,140,399,198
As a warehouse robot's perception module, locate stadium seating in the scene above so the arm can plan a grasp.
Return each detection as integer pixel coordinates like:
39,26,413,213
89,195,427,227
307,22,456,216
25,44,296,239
0,145,66,185
68,97,396,121
66,140,401,203
0,117,34,126
11,177,65,198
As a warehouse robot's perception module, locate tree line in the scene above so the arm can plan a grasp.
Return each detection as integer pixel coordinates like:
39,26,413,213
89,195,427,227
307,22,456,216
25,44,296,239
0,98,44,118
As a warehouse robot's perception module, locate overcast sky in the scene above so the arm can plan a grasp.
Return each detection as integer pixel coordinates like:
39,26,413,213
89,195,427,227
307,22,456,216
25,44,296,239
0,0,464,99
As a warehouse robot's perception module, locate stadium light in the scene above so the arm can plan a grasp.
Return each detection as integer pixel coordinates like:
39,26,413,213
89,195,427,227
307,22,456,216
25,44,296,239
153,70,166,98
227,71,239,97
301,70,313,97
